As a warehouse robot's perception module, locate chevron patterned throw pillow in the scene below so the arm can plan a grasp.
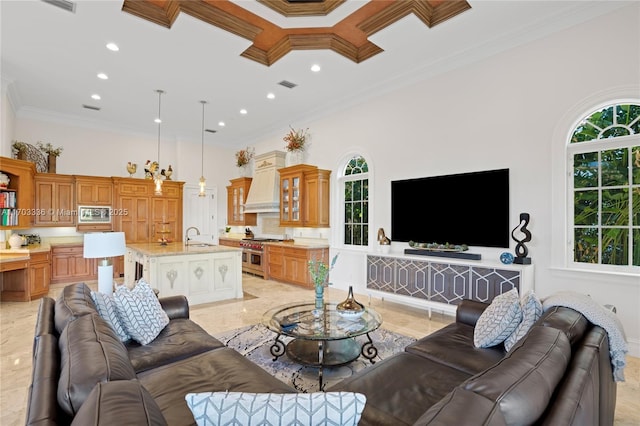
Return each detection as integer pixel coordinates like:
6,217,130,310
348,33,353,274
90,290,131,342
114,279,169,345
185,391,366,426
474,288,523,348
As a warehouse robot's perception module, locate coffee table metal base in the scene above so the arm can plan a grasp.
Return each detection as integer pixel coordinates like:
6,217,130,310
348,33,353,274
286,338,360,367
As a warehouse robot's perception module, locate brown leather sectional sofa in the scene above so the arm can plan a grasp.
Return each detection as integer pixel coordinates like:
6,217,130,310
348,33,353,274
26,283,616,425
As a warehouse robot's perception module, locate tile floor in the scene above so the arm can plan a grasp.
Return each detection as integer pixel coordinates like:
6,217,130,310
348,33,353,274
1,275,638,425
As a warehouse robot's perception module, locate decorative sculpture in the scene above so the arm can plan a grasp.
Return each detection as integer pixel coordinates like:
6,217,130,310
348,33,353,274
511,213,532,264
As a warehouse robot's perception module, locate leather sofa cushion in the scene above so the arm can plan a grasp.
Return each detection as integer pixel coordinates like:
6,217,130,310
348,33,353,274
537,345,599,425
34,297,56,338
328,352,472,426
54,283,97,334
418,326,571,425
58,314,136,417
406,322,505,375
537,305,588,346
138,347,296,426
71,380,167,426
26,334,68,426
126,318,226,373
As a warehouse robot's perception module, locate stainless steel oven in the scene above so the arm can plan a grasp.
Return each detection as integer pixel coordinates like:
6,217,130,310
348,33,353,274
242,247,265,277
240,238,281,277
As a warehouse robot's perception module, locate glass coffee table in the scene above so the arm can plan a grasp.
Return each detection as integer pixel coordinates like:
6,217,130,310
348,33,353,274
262,302,382,389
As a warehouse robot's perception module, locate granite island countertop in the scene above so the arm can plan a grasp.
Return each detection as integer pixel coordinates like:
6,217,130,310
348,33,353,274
127,242,242,257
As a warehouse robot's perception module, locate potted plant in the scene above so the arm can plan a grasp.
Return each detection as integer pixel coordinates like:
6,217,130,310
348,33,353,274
36,142,63,173
308,253,339,313
234,147,255,176
283,126,309,166
11,141,28,160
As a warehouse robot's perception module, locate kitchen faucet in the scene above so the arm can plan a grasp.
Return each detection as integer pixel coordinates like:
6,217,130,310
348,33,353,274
185,227,201,245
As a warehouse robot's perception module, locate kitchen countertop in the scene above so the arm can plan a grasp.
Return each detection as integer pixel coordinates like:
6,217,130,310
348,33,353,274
0,236,85,256
127,242,242,257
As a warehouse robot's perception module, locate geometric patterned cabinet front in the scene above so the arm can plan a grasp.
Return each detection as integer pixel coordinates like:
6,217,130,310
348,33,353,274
367,255,533,316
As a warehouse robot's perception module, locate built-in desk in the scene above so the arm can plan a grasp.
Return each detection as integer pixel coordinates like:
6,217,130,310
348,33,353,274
1,254,34,301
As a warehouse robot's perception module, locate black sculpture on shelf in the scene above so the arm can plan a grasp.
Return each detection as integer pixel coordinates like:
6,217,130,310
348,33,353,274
511,212,532,264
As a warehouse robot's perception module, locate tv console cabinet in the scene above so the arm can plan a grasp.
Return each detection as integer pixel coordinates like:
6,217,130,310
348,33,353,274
366,253,534,318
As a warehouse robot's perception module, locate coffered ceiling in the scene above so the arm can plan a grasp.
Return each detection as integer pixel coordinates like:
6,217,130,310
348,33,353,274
1,1,628,148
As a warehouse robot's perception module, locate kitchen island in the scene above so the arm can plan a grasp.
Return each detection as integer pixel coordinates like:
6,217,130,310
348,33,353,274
125,242,243,305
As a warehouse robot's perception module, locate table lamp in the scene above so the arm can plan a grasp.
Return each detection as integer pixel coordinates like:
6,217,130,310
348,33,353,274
83,232,126,294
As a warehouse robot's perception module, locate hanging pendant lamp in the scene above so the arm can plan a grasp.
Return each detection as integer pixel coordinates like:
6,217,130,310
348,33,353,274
199,100,207,197
154,89,164,196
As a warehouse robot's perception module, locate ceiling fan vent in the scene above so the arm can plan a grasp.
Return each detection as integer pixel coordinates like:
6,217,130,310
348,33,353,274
205,129,217,133
42,0,76,13
278,80,298,89
82,104,101,111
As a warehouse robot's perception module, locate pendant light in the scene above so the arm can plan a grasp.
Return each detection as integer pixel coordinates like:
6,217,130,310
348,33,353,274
154,89,164,196
199,100,207,197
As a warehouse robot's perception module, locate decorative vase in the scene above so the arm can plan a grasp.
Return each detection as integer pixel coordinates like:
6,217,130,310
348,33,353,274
47,154,57,173
9,233,23,250
337,286,365,320
314,284,324,311
286,150,304,166
237,164,250,177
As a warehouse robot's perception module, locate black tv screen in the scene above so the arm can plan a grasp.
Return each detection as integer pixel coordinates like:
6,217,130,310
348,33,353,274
391,169,510,248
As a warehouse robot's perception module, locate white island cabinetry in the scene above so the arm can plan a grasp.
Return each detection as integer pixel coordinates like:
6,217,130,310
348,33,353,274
125,243,242,305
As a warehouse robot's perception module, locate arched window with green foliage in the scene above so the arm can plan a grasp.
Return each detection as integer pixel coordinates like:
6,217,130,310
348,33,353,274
569,102,640,269
342,155,369,246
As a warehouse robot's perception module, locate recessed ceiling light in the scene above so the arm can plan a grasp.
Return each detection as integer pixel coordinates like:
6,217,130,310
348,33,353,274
106,42,119,51
97,72,108,80
311,64,321,72
218,121,225,127
240,109,247,115
154,118,162,124
91,94,101,100
267,93,275,100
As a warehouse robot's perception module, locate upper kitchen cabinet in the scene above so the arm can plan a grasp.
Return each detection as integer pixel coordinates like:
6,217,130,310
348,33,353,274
0,157,36,229
112,177,183,244
34,173,75,226
226,177,257,226
279,164,330,228
75,175,113,206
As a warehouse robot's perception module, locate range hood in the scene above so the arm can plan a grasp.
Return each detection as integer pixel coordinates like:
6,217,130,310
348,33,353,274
243,151,286,213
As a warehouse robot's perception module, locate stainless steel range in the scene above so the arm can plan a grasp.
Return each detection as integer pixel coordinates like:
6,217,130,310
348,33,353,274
239,238,281,277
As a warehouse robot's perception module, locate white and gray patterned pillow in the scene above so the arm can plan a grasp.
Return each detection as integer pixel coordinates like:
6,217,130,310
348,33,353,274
185,391,366,426
504,290,543,351
114,279,169,345
90,291,130,342
474,288,522,348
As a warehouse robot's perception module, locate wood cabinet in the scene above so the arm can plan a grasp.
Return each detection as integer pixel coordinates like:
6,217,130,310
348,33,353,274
75,175,114,231
75,175,113,205
113,178,184,244
29,251,51,299
279,164,330,227
34,174,75,226
51,244,96,284
0,157,36,229
265,244,328,287
226,177,257,226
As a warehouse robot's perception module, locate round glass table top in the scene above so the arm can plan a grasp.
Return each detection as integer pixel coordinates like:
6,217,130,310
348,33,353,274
262,302,382,341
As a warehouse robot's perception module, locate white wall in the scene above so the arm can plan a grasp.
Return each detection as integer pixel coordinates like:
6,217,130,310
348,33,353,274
250,5,640,356
3,5,638,355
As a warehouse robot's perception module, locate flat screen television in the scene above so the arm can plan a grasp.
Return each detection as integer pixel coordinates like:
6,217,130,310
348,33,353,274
391,168,510,248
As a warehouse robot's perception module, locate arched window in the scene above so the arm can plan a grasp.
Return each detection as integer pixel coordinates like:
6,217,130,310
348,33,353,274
568,102,640,270
341,155,369,247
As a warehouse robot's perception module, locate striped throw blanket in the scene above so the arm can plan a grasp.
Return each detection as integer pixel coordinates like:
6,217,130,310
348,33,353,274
542,291,628,382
